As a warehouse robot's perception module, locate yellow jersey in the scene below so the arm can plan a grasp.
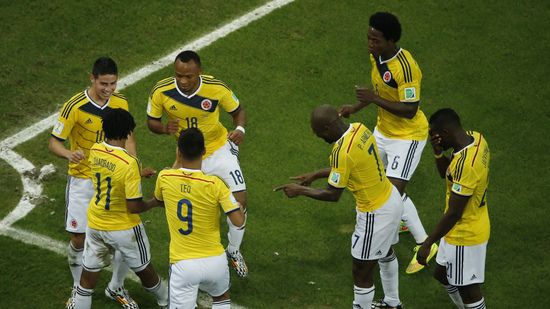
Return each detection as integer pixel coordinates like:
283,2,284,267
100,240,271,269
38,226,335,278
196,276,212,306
147,75,240,158
444,131,490,246
51,90,130,178
370,48,428,140
87,142,142,231
327,123,393,212
154,168,240,263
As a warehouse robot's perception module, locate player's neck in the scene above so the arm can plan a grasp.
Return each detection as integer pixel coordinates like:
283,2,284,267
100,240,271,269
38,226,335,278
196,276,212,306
87,88,108,106
452,131,474,152
104,138,126,149
179,159,202,170
380,46,399,61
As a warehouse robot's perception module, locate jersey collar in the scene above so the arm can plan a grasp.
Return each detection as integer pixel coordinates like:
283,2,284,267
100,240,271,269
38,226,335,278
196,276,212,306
179,167,202,173
378,48,403,64
174,76,202,99
336,124,354,143
101,141,126,151
452,135,476,156
84,89,111,109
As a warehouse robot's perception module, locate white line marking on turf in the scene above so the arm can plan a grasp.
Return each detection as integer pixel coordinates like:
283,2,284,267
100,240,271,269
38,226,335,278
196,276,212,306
0,0,295,307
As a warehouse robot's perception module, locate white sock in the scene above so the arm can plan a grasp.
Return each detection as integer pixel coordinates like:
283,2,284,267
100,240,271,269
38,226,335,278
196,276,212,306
108,250,129,290
144,276,168,307
226,211,246,253
378,250,400,307
353,285,375,308
444,285,464,308
68,242,83,286
212,299,231,308
465,297,486,309
74,285,93,309
402,194,428,244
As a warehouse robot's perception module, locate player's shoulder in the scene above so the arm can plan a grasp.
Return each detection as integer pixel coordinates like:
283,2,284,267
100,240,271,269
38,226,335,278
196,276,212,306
150,77,176,95
60,90,87,119
201,75,232,92
110,91,128,103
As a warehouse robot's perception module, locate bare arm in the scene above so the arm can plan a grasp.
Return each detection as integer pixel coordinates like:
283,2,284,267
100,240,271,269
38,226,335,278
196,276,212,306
147,117,179,135
48,136,85,164
275,183,344,202
289,168,331,186
429,132,451,178
417,193,470,265
126,198,162,214
340,87,419,119
125,132,137,156
227,107,246,145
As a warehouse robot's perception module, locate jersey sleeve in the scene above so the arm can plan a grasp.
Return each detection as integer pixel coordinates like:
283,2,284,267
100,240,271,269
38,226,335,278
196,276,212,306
51,100,77,141
147,87,164,119
327,147,351,189
451,164,477,197
153,171,164,201
216,179,240,213
219,89,240,113
125,158,143,200
396,57,421,103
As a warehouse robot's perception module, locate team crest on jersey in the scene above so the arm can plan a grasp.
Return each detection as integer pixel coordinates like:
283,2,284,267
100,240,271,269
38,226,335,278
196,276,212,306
383,71,392,82
70,219,78,229
201,99,212,110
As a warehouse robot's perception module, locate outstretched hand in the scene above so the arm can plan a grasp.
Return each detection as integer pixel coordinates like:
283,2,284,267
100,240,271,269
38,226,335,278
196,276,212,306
273,183,305,198
289,173,317,186
141,167,157,178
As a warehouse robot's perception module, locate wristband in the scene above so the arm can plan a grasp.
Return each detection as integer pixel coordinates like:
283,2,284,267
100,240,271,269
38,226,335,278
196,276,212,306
235,126,246,134
434,152,444,159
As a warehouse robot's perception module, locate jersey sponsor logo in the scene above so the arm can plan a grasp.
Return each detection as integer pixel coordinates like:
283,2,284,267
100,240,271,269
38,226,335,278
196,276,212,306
70,219,78,229
375,250,383,256
201,99,212,110
85,118,93,125
452,182,462,193
404,87,417,100
383,71,392,82
330,172,340,184
471,274,477,280
53,121,64,135
170,105,177,111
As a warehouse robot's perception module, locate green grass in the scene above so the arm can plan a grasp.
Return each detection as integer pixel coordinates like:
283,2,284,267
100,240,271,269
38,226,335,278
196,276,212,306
2,0,550,308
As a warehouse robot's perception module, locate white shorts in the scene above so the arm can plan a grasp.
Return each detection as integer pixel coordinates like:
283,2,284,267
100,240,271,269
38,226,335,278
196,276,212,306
82,223,151,273
351,186,403,260
202,140,246,192
169,252,230,309
65,176,94,233
436,238,487,286
373,127,426,181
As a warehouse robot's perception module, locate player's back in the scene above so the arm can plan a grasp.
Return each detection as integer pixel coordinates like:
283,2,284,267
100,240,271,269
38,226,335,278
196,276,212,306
328,123,393,212
445,131,490,246
87,142,142,231
155,168,240,263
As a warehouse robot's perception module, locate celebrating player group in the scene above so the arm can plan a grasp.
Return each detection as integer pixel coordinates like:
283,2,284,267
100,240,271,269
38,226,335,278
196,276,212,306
49,11,489,309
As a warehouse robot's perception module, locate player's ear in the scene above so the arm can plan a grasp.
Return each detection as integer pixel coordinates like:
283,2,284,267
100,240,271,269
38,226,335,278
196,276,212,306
89,73,95,83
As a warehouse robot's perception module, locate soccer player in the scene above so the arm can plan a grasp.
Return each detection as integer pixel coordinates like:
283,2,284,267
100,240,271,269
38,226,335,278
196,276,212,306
417,108,490,309
276,105,404,309
339,12,438,277
151,128,245,309
48,57,138,307
69,108,168,309
146,50,248,277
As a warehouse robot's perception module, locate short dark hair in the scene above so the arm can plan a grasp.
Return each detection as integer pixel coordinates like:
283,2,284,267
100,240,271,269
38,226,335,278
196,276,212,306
102,108,136,140
178,128,205,160
429,108,462,129
369,12,402,42
92,57,118,78
175,50,201,67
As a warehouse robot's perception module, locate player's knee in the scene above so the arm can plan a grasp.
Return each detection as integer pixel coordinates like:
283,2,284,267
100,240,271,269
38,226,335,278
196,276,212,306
70,233,85,249
352,259,374,287
212,291,230,302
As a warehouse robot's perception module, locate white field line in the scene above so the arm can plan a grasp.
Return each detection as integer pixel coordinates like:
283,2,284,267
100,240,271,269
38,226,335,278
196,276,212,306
0,0,295,307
